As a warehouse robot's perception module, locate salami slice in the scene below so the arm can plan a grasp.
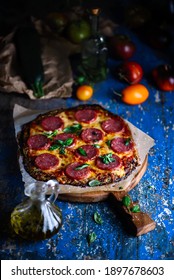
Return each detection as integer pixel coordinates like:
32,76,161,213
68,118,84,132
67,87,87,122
27,134,50,150
65,162,90,180
96,154,121,170
54,133,76,148
75,109,97,123
81,128,103,143
75,145,99,161
111,137,134,153
35,153,59,170
101,117,124,133
41,116,64,131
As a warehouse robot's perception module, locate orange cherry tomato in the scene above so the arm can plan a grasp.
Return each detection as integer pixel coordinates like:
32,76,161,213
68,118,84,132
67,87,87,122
76,85,93,101
121,84,149,105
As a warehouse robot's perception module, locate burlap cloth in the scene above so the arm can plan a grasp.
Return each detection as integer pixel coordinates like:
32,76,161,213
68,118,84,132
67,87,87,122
0,19,81,99
0,13,117,100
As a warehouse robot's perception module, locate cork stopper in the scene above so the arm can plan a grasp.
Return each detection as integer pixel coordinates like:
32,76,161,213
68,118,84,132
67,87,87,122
91,8,100,15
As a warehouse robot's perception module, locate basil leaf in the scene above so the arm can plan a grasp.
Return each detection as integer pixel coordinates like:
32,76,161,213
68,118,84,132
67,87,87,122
106,140,111,147
43,130,58,138
100,153,115,164
49,138,73,153
59,147,65,154
64,138,73,147
88,180,100,187
131,205,141,213
124,138,131,146
78,147,87,156
49,144,60,150
75,164,89,170
93,144,100,149
63,123,82,133
122,196,131,207
94,212,103,224
56,139,64,146
87,232,97,245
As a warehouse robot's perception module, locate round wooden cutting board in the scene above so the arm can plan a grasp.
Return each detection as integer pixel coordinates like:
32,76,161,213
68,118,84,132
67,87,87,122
59,156,148,203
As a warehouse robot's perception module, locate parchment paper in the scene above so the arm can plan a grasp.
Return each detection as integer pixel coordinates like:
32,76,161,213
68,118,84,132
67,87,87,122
13,104,155,194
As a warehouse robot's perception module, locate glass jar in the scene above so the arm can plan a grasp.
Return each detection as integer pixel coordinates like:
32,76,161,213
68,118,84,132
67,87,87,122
11,180,62,240
81,8,108,83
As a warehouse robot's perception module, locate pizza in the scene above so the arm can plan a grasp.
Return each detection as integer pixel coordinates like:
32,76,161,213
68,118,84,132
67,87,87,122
18,104,139,188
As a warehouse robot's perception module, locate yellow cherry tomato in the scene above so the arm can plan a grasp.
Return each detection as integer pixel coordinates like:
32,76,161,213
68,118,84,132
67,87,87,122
76,85,93,101
121,84,149,105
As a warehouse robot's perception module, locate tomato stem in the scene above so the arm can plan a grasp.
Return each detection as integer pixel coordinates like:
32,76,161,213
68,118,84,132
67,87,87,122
111,88,122,97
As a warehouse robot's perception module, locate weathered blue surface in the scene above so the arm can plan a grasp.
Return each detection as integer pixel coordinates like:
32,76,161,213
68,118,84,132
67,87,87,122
0,22,174,260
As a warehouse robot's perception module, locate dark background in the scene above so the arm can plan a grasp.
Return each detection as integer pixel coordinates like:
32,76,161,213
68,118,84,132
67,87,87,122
0,0,173,35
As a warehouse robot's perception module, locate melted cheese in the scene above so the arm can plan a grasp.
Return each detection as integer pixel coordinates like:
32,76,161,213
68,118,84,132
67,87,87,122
27,107,138,184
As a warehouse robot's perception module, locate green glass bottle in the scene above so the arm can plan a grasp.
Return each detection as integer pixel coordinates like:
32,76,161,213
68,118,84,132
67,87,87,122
11,180,62,240
81,8,108,83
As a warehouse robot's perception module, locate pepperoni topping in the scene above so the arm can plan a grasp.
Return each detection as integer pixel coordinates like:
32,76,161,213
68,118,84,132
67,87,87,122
27,135,50,150
81,128,103,143
75,109,97,123
75,145,99,161
111,137,134,153
35,153,59,170
54,133,76,148
96,154,121,170
41,116,64,131
65,162,91,180
101,117,124,133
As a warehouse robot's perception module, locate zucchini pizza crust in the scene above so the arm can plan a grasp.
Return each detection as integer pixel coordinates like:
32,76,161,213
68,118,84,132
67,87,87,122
14,104,155,194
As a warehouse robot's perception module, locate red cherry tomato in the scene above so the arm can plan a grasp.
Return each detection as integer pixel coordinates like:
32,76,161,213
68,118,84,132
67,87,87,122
108,34,136,60
116,61,143,84
152,64,174,91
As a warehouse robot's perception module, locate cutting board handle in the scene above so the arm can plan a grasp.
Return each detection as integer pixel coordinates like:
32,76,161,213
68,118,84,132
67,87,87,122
109,192,156,236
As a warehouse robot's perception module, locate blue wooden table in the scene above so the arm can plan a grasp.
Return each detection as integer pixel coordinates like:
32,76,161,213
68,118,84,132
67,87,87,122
0,19,174,260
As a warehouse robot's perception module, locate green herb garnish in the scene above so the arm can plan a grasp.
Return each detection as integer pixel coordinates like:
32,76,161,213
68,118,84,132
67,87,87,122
87,232,97,245
49,138,73,154
106,140,111,147
78,147,87,156
131,205,141,213
88,180,101,187
122,196,131,207
94,212,103,225
43,130,58,138
100,153,115,164
75,164,89,170
63,123,82,134
124,138,131,146
93,144,100,149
